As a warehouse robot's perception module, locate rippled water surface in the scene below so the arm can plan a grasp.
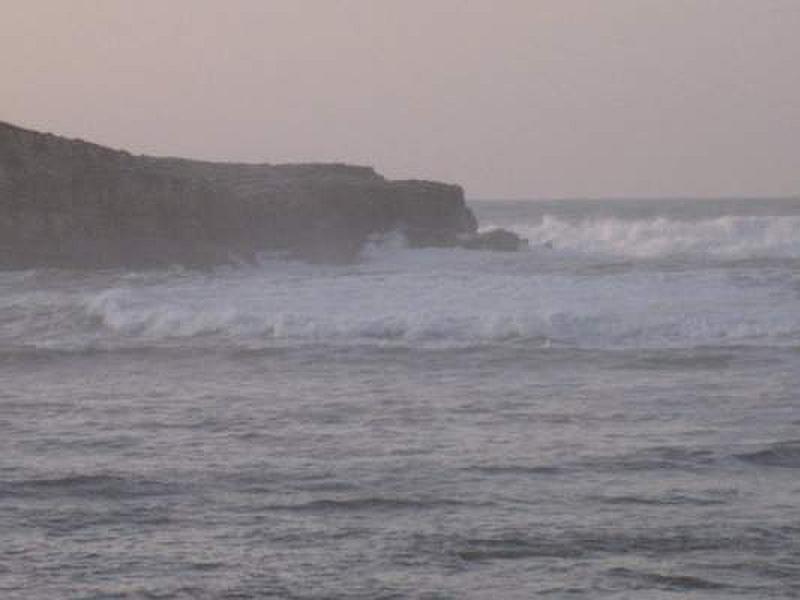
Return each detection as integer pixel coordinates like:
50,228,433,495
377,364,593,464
2,198,799,599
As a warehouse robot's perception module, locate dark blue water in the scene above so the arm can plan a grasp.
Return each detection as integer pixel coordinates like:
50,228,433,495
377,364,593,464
2,199,799,598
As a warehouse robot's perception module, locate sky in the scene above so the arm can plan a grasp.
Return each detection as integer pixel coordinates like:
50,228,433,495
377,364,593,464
2,0,799,199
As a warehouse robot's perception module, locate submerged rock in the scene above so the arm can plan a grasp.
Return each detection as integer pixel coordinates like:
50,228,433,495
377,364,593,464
0,121,477,269
459,228,528,252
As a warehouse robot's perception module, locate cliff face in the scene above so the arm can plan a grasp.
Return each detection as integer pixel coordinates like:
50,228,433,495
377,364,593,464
0,122,477,268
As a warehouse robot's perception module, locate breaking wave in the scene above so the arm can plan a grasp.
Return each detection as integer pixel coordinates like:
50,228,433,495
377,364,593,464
2,212,799,352
501,215,800,259
0,261,795,352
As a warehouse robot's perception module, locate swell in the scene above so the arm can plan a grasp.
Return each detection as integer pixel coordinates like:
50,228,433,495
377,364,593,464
0,474,183,500
466,444,743,475
735,440,800,468
414,523,789,563
605,568,728,591
265,496,476,512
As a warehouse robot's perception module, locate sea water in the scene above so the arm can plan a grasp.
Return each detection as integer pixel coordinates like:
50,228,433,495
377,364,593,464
1,198,799,598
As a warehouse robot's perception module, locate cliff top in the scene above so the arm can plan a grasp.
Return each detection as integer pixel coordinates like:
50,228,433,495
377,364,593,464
0,120,385,184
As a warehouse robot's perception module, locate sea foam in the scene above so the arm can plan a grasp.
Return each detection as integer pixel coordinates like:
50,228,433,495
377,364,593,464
2,213,799,352
497,215,800,259
66,249,800,350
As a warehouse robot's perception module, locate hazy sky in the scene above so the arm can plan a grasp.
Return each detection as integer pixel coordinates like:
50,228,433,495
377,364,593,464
2,0,799,199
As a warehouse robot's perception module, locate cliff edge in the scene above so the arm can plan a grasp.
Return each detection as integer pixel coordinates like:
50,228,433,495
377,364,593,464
0,121,477,268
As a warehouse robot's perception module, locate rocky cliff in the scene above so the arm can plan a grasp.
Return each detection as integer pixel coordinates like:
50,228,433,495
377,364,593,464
0,121,477,268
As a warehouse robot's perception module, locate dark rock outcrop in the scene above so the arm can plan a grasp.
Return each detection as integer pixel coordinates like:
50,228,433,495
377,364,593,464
459,228,528,252
0,121,478,269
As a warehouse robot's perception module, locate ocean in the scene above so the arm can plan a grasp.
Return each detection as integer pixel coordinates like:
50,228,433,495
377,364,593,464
1,198,799,599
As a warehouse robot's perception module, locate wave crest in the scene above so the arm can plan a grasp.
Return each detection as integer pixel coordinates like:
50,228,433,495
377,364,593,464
505,215,800,259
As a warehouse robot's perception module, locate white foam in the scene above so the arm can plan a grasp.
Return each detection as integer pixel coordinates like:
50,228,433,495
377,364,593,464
500,215,800,259
2,214,799,351
70,252,800,350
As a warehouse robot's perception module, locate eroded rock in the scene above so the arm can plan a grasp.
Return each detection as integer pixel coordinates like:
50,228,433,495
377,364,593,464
0,121,478,269
459,228,528,252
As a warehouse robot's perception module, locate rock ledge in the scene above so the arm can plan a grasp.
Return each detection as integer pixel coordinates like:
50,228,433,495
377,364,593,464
0,121,479,268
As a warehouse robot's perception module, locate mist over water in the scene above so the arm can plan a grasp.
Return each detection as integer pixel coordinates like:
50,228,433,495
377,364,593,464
2,198,799,598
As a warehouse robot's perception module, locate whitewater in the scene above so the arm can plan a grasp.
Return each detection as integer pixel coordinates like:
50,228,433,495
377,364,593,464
2,198,799,598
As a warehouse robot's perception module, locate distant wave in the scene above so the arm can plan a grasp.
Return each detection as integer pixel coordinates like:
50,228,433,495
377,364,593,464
497,215,800,259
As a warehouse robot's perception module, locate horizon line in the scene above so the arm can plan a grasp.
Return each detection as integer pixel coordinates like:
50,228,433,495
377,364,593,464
467,195,800,203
